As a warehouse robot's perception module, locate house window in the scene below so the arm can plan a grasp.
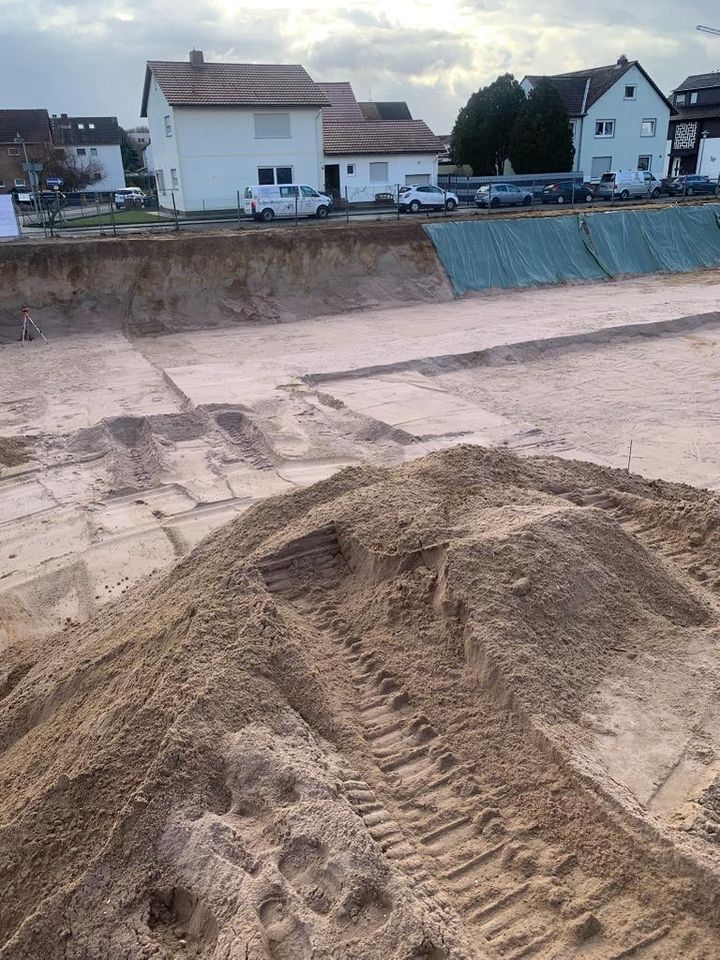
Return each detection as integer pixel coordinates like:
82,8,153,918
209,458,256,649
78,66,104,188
8,147,20,156
346,163,355,175
14,178,25,187
89,122,95,129
676,93,686,106
0,179,4,187
257,166,293,185
77,148,86,156
77,123,85,130
594,120,615,138
624,85,636,100
90,147,98,156
637,155,652,171
640,119,656,137
156,169,166,192
164,115,172,137
369,161,389,183
253,113,291,138
171,168,179,189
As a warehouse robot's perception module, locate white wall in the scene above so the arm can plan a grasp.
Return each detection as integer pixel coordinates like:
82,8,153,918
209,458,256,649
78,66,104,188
145,78,182,206
168,105,324,211
698,137,720,178
580,66,670,177
81,144,125,192
326,154,439,202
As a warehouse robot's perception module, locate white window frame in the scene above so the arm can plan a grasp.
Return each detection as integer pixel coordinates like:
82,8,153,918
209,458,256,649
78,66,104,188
90,147,98,156
676,93,686,106
14,178,25,187
257,165,294,185
369,161,389,183
594,120,615,138
253,113,291,139
164,115,172,137
8,147,20,157
637,155,652,171
624,85,637,100
89,122,95,129
640,118,656,138
77,123,85,130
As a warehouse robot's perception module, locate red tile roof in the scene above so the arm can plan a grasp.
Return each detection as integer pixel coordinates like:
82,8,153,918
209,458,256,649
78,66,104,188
141,61,329,115
323,120,443,155
318,82,365,121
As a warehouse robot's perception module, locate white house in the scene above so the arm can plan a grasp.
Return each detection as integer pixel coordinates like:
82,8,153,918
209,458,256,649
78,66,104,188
50,114,125,192
140,52,328,212
318,82,443,201
522,57,672,179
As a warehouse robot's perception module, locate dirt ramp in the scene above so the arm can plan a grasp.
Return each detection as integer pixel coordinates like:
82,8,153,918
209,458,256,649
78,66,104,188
0,221,452,338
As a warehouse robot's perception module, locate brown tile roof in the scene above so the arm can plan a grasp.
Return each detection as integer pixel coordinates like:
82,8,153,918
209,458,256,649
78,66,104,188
141,61,329,114
0,109,51,144
323,120,443,155
359,101,413,121
51,116,122,146
318,82,364,121
525,60,674,117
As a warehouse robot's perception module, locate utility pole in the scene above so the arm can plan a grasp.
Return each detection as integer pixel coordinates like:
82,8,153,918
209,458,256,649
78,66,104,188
14,132,47,237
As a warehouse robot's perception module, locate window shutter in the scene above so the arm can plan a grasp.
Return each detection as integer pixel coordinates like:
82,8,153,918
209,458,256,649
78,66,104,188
254,114,291,138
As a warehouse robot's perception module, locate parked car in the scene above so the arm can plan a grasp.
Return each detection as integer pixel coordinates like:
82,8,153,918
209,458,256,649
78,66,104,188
542,181,593,204
669,175,720,197
474,183,533,208
114,187,148,209
398,184,458,213
243,184,332,221
595,170,661,200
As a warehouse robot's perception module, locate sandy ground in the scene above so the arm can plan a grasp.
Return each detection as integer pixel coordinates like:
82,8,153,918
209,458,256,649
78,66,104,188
2,271,720,640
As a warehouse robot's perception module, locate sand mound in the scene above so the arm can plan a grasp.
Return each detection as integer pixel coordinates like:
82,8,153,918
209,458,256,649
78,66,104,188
2,446,720,959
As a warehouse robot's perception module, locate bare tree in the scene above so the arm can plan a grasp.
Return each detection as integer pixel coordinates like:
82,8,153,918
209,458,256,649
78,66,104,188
44,149,106,191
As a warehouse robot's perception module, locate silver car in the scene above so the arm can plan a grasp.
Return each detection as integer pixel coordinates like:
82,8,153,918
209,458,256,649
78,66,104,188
475,183,533,208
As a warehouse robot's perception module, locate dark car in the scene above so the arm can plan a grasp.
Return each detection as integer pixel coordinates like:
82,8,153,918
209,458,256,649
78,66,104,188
542,181,593,205
669,175,719,197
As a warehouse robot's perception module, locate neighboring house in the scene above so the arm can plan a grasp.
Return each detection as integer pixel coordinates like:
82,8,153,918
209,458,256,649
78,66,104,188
522,56,673,179
50,114,125,192
319,83,443,201
667,73,720,178
0,109,52,194
140,51,329,211
126,127,151,150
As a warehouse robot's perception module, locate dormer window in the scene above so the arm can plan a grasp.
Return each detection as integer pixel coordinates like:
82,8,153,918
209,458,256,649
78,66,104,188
690,92,698,104
676,93,686,106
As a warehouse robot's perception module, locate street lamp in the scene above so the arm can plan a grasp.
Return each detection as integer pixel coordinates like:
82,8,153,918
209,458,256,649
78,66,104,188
699,129,709,175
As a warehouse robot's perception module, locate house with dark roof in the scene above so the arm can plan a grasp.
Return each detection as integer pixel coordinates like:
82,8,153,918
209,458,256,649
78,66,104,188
522,56,672,179
50,114,125,192
319,83,442,202
140,50,329,211
667,73,720,179
0,109,52,194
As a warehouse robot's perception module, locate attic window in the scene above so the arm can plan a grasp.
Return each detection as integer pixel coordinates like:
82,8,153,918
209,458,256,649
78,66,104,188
624,85,636,100
690,92,698,104
89,122,96,129
77,123,85,129
676,93,686,106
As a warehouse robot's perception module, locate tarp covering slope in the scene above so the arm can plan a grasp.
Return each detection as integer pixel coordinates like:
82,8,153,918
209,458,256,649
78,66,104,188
424,204,720,293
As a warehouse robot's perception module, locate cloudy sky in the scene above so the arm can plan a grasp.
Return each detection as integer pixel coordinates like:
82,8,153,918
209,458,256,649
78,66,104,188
2,0,720,132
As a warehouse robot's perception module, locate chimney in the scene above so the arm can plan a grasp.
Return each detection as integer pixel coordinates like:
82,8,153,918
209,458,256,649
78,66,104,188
189,49,204,67
616,54,629,67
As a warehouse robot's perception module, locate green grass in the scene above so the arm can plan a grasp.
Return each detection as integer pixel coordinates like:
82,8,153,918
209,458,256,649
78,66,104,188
60,210,170,227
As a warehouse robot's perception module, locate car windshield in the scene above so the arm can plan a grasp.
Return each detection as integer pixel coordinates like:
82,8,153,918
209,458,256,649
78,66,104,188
599,174,615,183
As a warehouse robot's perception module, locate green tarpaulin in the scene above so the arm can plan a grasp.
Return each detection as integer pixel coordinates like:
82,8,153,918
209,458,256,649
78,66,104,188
424,204,720,293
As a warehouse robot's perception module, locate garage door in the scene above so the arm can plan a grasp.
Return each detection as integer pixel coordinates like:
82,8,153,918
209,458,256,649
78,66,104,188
591,156,612,178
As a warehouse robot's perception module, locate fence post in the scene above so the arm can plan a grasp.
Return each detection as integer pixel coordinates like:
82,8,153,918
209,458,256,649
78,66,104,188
345,186,349,223
110,196,117,236
571,180,576,209
237,189,242,226
171,191,179,231
294,192,298,226
396,184,400,220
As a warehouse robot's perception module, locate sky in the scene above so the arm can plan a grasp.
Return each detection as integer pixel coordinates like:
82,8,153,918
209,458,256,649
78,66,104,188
2,0,720,133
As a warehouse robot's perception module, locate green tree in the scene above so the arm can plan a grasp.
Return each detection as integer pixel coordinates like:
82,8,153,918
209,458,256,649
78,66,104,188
451,74,526,175
508,78,575,174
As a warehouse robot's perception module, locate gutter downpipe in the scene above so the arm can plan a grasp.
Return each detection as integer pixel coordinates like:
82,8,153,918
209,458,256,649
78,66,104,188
575,78,591,176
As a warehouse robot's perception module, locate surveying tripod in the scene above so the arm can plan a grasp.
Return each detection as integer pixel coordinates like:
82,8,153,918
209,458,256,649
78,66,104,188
20,305,48,344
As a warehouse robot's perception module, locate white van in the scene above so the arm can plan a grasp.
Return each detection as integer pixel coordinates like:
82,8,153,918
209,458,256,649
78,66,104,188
595,170,661,200
243,184,332,221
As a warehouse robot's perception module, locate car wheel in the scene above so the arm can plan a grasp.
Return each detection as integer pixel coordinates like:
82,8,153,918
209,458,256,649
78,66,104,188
651,188,660,199
556,195,564,205
489,197,500,209
475,202,483,208
315,205,329,219
445,199,456,211
409,200,421,213
522,195,531,206
260,208,274,222
620,190,630,201
585,194,593,203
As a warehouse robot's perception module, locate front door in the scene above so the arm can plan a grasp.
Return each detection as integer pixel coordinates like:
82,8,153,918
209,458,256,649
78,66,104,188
324,164,340,197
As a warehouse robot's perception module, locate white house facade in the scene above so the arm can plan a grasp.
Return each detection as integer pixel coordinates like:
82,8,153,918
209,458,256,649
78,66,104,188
50,114,125,192
522,58,672,180
318,82,442,201
141,53,327,212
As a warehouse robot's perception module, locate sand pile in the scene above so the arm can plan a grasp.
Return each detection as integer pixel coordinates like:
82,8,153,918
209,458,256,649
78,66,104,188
2,446,720,959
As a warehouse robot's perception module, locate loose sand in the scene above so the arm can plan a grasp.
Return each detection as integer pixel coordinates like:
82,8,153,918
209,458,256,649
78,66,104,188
2,447,720,959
